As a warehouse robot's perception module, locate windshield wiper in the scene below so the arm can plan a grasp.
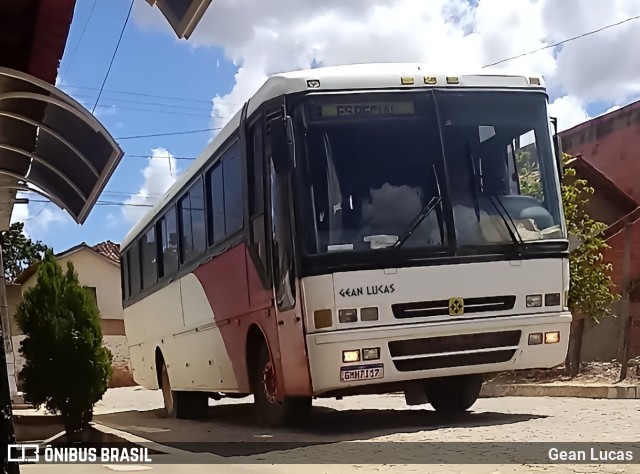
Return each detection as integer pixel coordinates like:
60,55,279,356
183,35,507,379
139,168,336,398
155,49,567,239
465,142,481,221
395,164,442,248
486,194,524,248
466,142,523,248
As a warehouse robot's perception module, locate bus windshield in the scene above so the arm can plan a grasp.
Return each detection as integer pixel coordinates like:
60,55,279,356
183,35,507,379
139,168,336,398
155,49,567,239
293,90,564,256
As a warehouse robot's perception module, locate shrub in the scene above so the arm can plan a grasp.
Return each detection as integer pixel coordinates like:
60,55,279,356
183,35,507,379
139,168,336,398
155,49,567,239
16,251,112,436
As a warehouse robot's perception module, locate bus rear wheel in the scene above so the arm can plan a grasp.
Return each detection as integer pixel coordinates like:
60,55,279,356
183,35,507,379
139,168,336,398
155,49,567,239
425,374,484,413
160,362,208,419
252,344,311,427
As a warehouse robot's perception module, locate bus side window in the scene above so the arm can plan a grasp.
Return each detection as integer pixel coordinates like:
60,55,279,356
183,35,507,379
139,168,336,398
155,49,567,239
121,253,130,302
158,206,179,278
247,118,271,288
141,227,158,289
179,177,206,263
128,244,142,299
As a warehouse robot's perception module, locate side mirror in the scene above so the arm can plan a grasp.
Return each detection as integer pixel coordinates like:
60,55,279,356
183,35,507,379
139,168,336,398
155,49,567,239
270,116,293,174
550,117,564,179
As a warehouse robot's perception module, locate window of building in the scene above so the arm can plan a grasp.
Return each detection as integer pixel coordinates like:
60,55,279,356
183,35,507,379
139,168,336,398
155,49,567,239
85,286,98,306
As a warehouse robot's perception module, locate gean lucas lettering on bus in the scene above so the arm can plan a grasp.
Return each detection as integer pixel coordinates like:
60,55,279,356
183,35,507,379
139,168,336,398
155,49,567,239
339,284,396,298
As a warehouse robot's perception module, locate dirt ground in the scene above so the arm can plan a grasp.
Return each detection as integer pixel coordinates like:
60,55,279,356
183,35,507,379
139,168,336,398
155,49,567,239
486,361,640,385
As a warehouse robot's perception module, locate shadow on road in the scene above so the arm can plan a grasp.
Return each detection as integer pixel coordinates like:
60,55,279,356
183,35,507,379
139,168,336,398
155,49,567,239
95,401,546,457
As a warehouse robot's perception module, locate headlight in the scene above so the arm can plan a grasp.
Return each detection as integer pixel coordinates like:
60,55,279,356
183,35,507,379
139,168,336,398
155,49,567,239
526,294,543,308
342,350,360,362
338,309,358,323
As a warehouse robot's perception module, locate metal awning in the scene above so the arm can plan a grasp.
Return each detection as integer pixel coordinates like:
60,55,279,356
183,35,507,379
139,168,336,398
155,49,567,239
145,0,212,39
0,67,123,224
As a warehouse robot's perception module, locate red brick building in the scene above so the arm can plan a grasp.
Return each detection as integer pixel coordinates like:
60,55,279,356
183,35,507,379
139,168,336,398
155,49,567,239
561,102,640,358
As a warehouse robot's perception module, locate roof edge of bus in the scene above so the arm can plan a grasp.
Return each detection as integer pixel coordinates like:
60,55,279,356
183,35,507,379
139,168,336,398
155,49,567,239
120,63,546,251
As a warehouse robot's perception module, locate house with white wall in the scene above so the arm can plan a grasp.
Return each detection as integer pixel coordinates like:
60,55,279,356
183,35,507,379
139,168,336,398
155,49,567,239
8,240,134,388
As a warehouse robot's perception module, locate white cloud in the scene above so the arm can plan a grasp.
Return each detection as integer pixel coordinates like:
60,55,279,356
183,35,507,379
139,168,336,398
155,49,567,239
10,192,68,239
134,0,640,134
548,95,590,132
122,148,180,224
541,0,640,104
105,212,118,229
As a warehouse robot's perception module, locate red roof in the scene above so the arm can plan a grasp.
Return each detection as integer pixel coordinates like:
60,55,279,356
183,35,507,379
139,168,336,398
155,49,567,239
27,0,76,84
92,240,121,264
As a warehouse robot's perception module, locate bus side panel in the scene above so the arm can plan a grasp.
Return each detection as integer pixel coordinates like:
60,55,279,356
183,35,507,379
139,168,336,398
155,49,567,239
272,279,313,396
179,273,238,392
124,279,185,390
193,243,276,393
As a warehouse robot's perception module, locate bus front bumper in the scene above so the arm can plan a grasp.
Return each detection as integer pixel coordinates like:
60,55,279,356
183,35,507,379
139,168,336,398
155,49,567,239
306,312,572,395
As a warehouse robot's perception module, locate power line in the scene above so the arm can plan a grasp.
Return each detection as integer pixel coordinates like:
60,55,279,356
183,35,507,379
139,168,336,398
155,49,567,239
483,14,640,68
93,103,214,118
91,0,134,114
116,127,221,140
60,0,98,81
125,154,196,160
73,93,214,111
63,83,240,106
27,198,154,208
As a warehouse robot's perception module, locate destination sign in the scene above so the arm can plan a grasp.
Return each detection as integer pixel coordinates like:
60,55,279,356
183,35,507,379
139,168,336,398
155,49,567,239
320,101,415,118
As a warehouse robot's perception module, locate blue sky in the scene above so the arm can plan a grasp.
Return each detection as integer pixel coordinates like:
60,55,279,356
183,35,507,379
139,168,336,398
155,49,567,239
15,0,237,251
12,0,640,252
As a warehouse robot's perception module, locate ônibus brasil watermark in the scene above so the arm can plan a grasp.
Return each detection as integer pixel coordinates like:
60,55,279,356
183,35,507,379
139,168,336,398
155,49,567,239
7,443,152,464
5,442,640,464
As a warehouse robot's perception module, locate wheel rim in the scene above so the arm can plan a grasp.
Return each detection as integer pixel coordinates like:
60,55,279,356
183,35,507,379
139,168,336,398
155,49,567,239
162,367,174,415
261,359,278,405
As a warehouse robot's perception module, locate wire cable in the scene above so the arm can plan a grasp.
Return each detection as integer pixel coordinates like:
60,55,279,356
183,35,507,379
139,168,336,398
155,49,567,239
483,14,640,68
116,127,221,140
60,0,98,81
91,0,134,114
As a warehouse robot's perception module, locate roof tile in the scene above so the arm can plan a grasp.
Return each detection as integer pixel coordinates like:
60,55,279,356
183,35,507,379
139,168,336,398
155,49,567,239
92,240,120,264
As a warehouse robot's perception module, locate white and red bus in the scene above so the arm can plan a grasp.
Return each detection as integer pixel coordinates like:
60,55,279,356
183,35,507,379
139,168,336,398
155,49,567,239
120,63,572,427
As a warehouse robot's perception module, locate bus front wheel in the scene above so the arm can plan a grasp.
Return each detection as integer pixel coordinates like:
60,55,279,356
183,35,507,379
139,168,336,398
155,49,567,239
425,374,484,413
160,362,208,419
252,344,311,427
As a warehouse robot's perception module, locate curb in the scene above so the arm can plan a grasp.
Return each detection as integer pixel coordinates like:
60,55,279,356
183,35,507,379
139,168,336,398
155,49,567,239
481,383,640,399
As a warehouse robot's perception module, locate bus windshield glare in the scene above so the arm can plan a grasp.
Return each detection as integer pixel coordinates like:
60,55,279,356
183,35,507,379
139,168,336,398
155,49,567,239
293,90,564,255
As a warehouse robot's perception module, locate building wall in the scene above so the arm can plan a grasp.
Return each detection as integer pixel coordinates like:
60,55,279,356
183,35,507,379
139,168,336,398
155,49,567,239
599,216,640,358
562,104,640,202
8,249,134,387
561,104,640,360
20,250,124,320
11,334,134,388
581,301,640,361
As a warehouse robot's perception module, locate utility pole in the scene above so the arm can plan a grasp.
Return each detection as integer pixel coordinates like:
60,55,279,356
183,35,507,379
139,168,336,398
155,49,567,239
620,224,632,381
0,244,19,474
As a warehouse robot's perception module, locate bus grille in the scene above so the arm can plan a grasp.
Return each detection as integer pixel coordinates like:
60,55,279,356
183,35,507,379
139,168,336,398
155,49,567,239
392,295,516,319
388,330,521,372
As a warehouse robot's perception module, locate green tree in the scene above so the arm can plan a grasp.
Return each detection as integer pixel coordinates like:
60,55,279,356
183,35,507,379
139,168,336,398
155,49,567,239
16,251,112,439
561,157,619,376
517,153,618,376
515,150,543,200
0,222,50,282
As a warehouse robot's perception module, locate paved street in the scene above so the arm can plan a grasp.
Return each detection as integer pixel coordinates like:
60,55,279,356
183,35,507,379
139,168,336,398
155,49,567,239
22,386,635,473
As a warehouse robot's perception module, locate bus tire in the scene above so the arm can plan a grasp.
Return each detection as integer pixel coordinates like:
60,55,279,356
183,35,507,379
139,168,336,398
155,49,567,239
160,362,208,419
425,374,483,413
252,343,311,427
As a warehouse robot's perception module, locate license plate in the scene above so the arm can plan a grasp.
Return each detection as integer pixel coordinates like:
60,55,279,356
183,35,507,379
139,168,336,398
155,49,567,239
340,363,384,382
